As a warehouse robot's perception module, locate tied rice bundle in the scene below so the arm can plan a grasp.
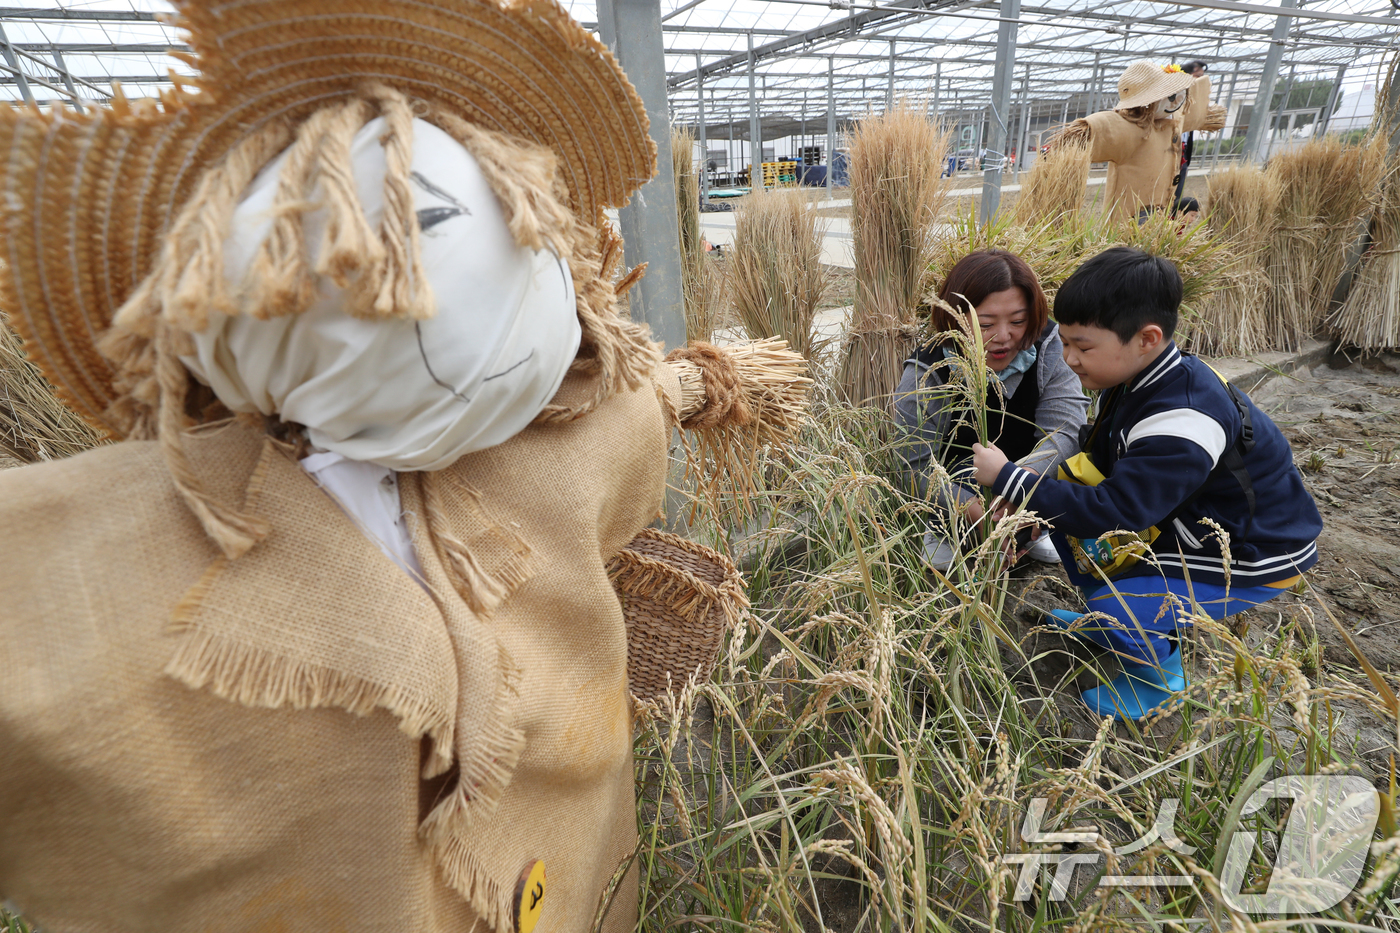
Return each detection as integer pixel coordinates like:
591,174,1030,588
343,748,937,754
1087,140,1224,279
1265,136,1384,349
0,315,101,465
666,338,812,521
1330,151,1400,349
1014,132,1091,226
1199,165,1279,356
840,102,951,412
673,127,722,343
728,188,830,360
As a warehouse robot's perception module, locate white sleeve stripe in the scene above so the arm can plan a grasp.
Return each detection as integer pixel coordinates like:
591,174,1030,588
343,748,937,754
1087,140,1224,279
1124,408,1228,465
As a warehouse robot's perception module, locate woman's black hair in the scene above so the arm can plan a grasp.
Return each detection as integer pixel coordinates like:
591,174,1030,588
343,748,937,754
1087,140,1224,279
1054,247,1183,343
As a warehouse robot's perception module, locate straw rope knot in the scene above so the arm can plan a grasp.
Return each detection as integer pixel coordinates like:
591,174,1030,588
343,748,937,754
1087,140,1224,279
665,342,751,430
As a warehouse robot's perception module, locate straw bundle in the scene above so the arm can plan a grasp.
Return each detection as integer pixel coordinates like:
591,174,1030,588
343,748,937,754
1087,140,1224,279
1197,165,1279,355
1330,149,1400,348
728,188,830,359
0,315,102,465
840,103,951,412
1013,134,1090,225
1264,136,1384,349
673,127,722,343
665,338,812,519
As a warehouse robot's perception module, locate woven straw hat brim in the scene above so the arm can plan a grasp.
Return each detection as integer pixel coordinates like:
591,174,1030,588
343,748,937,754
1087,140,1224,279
0,0,655,435
1115,63,1194,112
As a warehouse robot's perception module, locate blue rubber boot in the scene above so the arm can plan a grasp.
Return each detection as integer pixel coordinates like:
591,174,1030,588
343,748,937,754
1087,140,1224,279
1081,647,1187,720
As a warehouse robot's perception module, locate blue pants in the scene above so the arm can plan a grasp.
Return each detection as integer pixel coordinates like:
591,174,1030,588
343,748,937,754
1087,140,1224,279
1064,575,1287,664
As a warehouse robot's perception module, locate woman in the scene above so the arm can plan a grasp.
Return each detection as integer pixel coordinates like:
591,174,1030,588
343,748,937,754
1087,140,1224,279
894,249,1089,570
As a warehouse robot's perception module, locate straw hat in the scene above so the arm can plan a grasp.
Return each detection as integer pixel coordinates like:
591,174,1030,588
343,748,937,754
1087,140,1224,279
0,0,655,435
1115,60,1195,112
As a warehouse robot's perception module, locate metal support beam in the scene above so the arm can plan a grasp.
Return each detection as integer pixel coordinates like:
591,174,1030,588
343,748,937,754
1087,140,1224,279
980,0,1020,221
1241,0,1296,162
826,54,836,200
595,0,686,352
50,48,82,113
695,53,708,201
887,39,895,111
1318,64,1346,137
0,23,32,105
1263,63,1297,161
748,32,763,192
1015,63,1030,179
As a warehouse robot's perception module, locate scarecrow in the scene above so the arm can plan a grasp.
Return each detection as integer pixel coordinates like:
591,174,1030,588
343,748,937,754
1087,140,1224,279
0,1,805,931
1058,60,1226,220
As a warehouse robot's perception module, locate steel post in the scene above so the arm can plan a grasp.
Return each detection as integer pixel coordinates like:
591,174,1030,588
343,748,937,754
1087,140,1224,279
1241,0,1297,162
695,53,708,200
980,0,1021,221
749,31,763,192
594,0,687,352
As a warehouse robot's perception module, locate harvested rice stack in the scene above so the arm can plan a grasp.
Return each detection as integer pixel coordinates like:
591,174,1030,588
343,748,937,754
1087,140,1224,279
728,188,830,360
0,315,101,464
1265,137,1384,350
1014,134,1091,226
1330,112,1400,348
840,103,951,411
673,127,722,343
1198,165,1279,356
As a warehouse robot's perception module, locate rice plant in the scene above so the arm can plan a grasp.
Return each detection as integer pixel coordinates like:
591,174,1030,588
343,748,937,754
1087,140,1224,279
840,104,952,413
634,363,1400,933
728,188,831,360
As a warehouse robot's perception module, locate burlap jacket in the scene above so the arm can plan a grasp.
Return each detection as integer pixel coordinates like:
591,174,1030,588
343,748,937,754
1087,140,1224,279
1082,75,1213,220
0,366,683,933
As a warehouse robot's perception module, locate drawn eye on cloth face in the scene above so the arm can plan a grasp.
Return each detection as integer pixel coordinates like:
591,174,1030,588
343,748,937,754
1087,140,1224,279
181,116,582,472
411,171,471,233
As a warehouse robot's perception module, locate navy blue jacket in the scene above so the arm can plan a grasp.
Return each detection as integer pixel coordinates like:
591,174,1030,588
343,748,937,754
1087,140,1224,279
991,343,1322,585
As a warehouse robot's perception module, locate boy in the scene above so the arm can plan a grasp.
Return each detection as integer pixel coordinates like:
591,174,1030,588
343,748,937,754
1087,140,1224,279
972,247,1322,720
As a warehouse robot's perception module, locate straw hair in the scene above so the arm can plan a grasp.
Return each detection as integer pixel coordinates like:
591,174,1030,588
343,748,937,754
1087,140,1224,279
0,0,655,439
1115,60,1194,111
840,103,951,412
728,188,831,359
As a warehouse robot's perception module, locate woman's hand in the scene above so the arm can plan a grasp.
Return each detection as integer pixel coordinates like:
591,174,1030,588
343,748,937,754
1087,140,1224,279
971,442,1009,486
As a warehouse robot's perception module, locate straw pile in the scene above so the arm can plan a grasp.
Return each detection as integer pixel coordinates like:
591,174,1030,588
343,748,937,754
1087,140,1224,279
727,188,830,360
840,103,951,412
0,315,102,465
1264,136,1385,349
1198,165,1279,355
672,127,722,343
1014,134,1091,225
1330,69,1400,350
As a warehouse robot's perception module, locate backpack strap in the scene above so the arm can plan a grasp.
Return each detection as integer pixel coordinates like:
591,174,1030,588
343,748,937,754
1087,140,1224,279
1162,362,1257,533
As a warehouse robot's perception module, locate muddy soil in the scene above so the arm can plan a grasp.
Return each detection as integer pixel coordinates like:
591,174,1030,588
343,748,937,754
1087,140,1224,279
1004,352,1400,772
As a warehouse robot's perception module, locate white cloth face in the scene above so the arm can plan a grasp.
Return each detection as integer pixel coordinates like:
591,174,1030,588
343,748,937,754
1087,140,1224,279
182,116,581,471
1155,90,1187,118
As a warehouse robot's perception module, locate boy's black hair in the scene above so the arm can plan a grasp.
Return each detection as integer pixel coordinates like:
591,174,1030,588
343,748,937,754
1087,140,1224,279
1054,247,1183,343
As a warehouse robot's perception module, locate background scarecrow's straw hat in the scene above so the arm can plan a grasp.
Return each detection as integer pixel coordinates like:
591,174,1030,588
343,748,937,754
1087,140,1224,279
0,0,655,436
1115,60,1195,111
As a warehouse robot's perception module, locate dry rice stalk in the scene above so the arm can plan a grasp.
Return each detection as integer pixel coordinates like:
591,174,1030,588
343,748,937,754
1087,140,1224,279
841,103,951,412
1199,164,1279,355
1013,134,1090,226
0,315,102,464
1265,136,1384,349
1330,150,1400,349
673,127,722,343
728,188,831,360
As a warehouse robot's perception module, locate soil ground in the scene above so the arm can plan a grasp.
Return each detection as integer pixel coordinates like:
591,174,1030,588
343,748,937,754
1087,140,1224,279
1003,351,1400,772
